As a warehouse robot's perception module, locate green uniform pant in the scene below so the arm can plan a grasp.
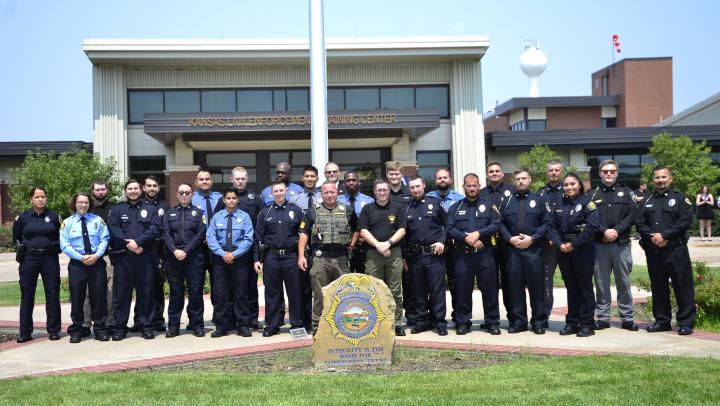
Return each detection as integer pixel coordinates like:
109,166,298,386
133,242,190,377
365,246,404,324
309,256,349,326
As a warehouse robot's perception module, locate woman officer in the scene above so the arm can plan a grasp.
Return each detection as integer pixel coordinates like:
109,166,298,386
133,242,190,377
12,187,62,343
548,173,600,337
59,192,111,343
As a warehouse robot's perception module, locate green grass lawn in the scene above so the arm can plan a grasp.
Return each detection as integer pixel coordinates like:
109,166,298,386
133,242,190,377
0,278,71,306
1,355,719,404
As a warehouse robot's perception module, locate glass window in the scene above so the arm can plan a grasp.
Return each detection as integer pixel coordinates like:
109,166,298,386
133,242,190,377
201,90,236,112
417,151,450,186
129,156,167,200
416,86,449,118
601,76,609,96
380,87,414,109
287,89,309,111
164,91,200,113
346,88,379,110
527,120,546,131
328,88,344,110
237,90,273,112
273,90,286,111
601,117,617,128
128,91,163,124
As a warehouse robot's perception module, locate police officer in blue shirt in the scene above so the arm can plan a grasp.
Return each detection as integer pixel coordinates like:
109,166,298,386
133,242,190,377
537,160,564,328
337,171,374,274
254,181,306,337
162,183,207,338
548,173,600,337
12,187,62,343
260,162,304,205
500,168,551,334
60,192,110,343
404,176,448,336
206,189,254,337
426,168,463,324
447,173,502,335
107,179,161,341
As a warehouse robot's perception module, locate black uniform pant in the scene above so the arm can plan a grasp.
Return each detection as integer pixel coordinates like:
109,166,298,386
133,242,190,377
541,241,557,326
494,241,514,324
133,253,166,327
558,244,596,329
645,244,696,327
166,249,206,331
506,244,545,328
19,254,61,335
409,253,447,328
113,252,156,333
402,258,417,323
68,258,108,336
349,247,366,274
454,249,499,327
263,252,304,330
212,254,251,330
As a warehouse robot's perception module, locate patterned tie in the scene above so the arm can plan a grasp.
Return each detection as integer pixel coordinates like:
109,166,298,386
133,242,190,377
81,216,92,254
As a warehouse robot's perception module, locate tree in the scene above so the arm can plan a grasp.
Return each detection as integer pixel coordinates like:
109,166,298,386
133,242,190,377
517,144,563,191
10,148,123,218
641,132,720,196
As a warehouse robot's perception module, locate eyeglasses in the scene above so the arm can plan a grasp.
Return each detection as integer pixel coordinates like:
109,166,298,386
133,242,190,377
178,191,192,196
325,170,338,174
601,169,617,174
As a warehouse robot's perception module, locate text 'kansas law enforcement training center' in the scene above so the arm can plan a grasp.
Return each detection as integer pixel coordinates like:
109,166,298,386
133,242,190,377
84,37,489,197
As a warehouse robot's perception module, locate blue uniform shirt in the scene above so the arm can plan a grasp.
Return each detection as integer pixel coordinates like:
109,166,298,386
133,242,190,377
404,195,447,245
255,201,304,249
60,213,110,261
548,195,600,248
107,201,161,251
192,191,223,218
260,182,304,206
207,208,254,258
337,192,374,215
499,191,550,242
288,189,322,213
427,189,464,213
447,197,501,245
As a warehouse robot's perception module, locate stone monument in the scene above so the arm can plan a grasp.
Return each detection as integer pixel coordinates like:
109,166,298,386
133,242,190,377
312,273,396,367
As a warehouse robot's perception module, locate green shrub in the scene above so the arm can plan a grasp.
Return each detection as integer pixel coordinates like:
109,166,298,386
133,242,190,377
0,225,13,250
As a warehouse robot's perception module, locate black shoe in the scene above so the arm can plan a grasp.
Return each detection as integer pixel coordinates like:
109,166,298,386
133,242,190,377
238,326,252,337
16,334,32,343
595,320,611,330
128,324,141,333
479,323,489,329
395,326,406,336
142,331,155,340
154,324,167,332
193,329,205,337
576,327,595,337
211,327,228,338
185,325,194,331
508,325,528,334
678,326,694,336
250,322,261,330
262,328,280,337
621,321,639,331
487,325,501,335
166,329,179,338
532,326,546,335
80,329,91,338
646,323,672,333
411,325,431,334
559,325,578,336
94,333,110,341
69,336,82,344
111,331,127,341
456,325,469,335
436,326,448,336
48,332,61,341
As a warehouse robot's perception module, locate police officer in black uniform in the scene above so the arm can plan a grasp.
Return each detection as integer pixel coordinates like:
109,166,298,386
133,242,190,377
107,179,161,340
478,162,516,328
404,176,448,336
500,168,550,334
548,173,600,337
13,187,62,343
162,183,207,338
448,173,502,335
537,159,564,327
636,166,696,335
254,181,306,337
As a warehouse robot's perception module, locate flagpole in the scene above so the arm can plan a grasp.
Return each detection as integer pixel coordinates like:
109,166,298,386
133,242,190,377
309,0,329,181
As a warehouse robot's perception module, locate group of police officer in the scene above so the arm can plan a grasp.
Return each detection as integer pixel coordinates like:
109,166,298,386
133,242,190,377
12,157,697,343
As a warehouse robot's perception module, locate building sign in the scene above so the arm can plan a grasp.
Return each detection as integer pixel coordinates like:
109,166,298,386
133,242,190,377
144,109,439,134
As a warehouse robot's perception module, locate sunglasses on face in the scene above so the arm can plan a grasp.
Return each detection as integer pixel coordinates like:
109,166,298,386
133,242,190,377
178,191,192,196
601,169,617,174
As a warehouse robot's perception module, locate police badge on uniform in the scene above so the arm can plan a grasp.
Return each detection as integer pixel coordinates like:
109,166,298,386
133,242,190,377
248,193,254,199
669,199,676,207
158,208,165,216
140,209,148,218
504,190,511,197
428,204,433,210
479,204,486,213
618,191,624,197
289,211,295,220
575,204,582,212
529,200,536,208
388,214,396,224
339,205,345,211
191,210,197,216
44,216,50,223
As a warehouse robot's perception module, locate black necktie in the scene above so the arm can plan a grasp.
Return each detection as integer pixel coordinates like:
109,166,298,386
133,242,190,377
205,196,213,220
517,196,526,234
653,194,663,232
225,213,234,252
81,216,92,254
349,195,357,213
307,192,314,212
179,207,186,245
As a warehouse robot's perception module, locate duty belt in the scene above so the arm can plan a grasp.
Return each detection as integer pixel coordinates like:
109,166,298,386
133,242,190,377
407,244,435,255
25,247,52,255
460,243,484,254
561,234,578,242
313,247,347,258
268,247,297,256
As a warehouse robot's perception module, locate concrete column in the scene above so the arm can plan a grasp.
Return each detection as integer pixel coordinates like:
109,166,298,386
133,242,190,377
92,65,128,177
450,59,486,190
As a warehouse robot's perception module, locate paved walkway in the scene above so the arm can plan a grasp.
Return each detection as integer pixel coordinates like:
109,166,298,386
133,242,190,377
1,238,719,379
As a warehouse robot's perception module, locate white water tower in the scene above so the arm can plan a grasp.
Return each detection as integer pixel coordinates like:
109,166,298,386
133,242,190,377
520,40,548,97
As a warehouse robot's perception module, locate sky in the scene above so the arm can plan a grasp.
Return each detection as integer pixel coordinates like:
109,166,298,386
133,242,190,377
1,0,719,142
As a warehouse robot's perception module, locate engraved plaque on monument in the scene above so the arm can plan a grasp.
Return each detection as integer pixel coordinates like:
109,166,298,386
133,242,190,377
312,273,396,367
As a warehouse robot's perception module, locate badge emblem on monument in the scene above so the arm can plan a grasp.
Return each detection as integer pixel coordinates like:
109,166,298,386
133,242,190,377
324,274,386,346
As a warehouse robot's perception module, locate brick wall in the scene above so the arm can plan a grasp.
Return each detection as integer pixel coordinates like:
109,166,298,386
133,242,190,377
165,171,197,206
546,106,602,129
0,182,13,225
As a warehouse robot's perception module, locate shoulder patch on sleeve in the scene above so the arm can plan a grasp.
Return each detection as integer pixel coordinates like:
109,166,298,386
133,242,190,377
14,215,19,221
60,220,65,230
300,221,305,229
492,204,500,215
546,202,551,212
685,197,692,205
586,201,596,210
